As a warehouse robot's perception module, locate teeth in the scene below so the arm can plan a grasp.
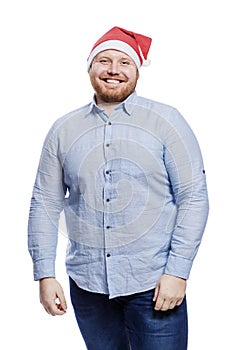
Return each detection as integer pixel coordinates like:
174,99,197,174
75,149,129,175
106,79,120,84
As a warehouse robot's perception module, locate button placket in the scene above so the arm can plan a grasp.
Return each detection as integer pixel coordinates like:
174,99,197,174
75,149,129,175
103,120,113,242
105,119,112,148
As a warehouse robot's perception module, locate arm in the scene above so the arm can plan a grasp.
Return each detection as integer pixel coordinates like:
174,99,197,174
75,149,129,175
154,108,209,310
28,123,67,313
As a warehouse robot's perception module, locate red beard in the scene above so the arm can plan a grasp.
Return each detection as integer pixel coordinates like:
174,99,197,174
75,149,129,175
90,75,138,103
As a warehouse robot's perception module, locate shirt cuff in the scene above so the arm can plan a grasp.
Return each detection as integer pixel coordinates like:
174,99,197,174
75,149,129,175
33,259,56,281
164,251,193,280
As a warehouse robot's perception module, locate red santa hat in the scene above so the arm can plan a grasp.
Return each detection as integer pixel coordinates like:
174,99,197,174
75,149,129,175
87,26,152,70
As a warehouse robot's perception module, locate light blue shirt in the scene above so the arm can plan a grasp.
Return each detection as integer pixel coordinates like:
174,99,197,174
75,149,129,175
28,92,209,298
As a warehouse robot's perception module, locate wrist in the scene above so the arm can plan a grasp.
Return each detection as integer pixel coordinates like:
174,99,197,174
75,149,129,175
39,277,55,283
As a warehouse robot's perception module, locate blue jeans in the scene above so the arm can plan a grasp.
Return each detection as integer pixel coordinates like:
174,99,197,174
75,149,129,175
69,278,188,350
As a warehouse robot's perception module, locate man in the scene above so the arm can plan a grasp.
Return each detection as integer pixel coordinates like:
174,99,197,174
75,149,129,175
28,26,209,349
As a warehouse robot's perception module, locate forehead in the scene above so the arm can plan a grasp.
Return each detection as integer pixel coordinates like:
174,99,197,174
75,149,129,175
95,49,134,61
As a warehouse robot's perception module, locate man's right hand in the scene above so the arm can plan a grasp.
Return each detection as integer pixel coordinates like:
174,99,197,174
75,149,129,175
39,277,67,316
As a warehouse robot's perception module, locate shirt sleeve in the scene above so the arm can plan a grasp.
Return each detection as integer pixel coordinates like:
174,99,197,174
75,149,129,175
164,108,209,279
28,123,66,280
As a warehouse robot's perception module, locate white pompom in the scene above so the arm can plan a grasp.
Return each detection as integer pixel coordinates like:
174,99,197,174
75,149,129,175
142,58,151,67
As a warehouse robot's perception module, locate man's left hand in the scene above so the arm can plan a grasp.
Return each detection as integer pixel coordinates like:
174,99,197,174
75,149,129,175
153,274,186,311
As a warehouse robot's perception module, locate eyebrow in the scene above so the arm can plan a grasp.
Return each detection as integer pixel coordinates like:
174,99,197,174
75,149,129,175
95,54,134,63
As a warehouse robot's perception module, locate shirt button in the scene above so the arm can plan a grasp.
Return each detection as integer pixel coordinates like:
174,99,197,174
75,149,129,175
106,198,110,202
106,226,111,229
106,170,110,174
106,253,111,257
108,121,112,125
106,143,110,147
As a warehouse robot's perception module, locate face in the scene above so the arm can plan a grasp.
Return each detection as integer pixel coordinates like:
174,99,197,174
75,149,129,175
89,49,139,104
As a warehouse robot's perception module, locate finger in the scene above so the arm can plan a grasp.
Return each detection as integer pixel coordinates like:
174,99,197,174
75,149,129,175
44,299,66,316
56,292,67,312
160,299,172,311
52,298,67,315
43,306,51,315
154,295,165,311
153,286,159,302
168,300,177,310
166,297,184,310
175,297,184,307
50,305,66,316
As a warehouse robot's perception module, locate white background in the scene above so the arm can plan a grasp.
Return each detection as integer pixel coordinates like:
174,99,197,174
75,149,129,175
1,1,232,349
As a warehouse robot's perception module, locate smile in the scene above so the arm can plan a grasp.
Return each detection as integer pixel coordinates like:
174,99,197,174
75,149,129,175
102,78,124,84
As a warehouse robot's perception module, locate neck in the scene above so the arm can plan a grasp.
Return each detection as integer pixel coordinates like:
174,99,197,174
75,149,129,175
98,101,120,116
95,96,121,117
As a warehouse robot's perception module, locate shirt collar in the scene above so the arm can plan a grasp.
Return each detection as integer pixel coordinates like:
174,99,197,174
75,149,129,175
85,91,137,117
85,99,98,116
122,91,137,115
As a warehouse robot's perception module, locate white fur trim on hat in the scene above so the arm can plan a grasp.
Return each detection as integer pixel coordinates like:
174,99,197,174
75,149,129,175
87,40,141,70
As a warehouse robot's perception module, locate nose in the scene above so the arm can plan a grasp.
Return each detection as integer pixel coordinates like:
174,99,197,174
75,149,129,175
107,61,120,75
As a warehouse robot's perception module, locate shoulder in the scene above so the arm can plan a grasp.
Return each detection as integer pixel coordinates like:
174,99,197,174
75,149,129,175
131,95,178,121
42,103,91,146
45,103,91,136
130,95,197,142
136,95,192,126
50,103,91,132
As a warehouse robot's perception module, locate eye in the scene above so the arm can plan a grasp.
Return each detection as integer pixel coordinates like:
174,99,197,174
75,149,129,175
121,60,130,65
98,58,111,65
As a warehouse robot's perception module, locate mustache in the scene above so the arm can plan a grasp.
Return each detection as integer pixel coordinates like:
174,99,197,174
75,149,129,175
100,75,127,82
